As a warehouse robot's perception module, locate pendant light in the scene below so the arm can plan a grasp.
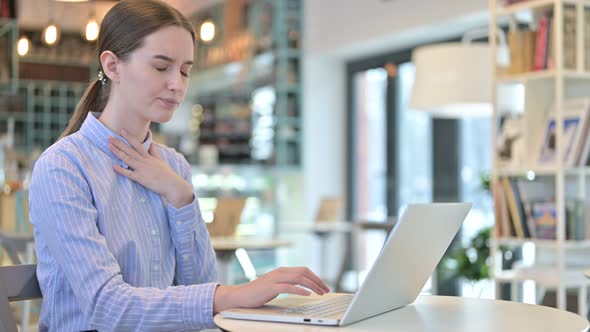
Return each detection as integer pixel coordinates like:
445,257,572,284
42,22,60,46
84,0,99,42
42,0,60,46
17,36,30,56
199,19,216,43
410,27,510,118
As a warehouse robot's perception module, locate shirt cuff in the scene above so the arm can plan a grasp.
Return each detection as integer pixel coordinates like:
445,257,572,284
182,282,219,330
166,193,199,232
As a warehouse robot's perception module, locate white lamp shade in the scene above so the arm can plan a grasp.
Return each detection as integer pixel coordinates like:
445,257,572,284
410,43,493,118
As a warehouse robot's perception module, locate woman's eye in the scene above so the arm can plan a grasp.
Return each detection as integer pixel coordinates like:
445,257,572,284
155,67,167,72
181,71,189,77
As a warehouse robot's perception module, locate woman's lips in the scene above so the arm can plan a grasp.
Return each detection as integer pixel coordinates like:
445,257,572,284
158,98,178,109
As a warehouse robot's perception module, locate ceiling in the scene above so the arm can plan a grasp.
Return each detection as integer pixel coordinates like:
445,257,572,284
17,0,222,31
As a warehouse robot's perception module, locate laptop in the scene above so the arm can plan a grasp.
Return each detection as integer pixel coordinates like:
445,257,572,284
220,202,471,326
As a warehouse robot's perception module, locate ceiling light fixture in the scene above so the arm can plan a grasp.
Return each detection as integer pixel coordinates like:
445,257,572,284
410,27,509,118
85,0,99,42
17,36,30,56
199,19,216,43
42,22,60,46
85,16,99,41
42,0,60,46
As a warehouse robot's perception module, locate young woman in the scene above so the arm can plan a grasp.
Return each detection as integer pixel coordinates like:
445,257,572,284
29,1,329,331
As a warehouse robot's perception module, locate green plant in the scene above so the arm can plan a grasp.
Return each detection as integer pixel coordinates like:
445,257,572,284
479,171,491,193
444,227,491,282
439,171,493,283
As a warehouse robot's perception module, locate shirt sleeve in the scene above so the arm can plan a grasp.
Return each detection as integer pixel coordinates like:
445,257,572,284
30,151,218,331
165,152,218,286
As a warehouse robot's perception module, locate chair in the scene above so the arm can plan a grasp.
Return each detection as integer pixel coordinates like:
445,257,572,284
0,231,36,332
310,197,349,290
206,197,249,284
0,231,35,265
0,264,42,332
314,196,343,223
206,197,247,238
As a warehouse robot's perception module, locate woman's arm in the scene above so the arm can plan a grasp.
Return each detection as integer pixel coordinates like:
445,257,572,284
30,152,217,331
107,132,218,285
107,134,331,314
166,152,218,286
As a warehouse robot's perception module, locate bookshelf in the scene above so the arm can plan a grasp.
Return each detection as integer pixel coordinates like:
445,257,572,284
188,0,302,166
494,236,590,248
497,69,590,83
0,80,87,152
0,20,97,153
490,0,590,313
0,18,18,92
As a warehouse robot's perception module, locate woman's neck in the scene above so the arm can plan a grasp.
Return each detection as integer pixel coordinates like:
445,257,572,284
98,98,150,143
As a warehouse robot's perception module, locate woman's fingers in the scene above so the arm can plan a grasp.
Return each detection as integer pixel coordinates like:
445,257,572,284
288,273,326,295
108,141,138,168
296,267,331,293
120,129,149,157
274,284,312,297
271,267,329,295
108,135,146,162
113,164,137,180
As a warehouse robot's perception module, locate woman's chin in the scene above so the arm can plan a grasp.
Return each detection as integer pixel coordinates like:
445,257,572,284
151,111,175,123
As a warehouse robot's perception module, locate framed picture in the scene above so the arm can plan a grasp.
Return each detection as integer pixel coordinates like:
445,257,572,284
538,102,590,167
497,115,524,168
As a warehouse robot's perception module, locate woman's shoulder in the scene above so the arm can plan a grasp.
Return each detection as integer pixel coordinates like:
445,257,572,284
35,133,87,168
152,142,186,163
151,142,191,174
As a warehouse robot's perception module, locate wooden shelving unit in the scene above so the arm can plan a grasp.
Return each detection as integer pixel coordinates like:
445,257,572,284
491,0,590,313
0,19,97,153
188,0,303,166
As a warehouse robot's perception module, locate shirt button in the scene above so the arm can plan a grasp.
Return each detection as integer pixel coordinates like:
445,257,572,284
151,229,157,236
176,221,182,226
183,254,189,260
140,198,146,203
153,265,159,271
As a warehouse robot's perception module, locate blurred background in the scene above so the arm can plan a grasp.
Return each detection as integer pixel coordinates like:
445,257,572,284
2,0,590,330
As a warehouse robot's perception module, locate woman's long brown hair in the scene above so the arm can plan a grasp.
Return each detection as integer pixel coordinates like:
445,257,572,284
59,0,195,139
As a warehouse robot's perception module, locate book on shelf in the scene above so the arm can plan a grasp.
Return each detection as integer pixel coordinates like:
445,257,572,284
493,176,590,241
494,178,526,238
493,179,514,238
493,177,537,239
502,6,581,74
532,202,557,240
533,201,589,241
564,5,577,70
567,200,586,241
533,11,552,71
502,0,529,4
507,29,536,74
501,178,527,238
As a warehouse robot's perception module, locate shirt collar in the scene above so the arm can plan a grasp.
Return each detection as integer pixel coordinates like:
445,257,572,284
79,112,152,168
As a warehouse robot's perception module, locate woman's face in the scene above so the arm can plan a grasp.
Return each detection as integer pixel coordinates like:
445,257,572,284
116,25,194,124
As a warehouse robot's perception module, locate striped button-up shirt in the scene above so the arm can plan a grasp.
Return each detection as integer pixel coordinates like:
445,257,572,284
29,112,218,331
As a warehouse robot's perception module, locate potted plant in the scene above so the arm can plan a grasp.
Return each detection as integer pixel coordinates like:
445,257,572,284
441,226,492,297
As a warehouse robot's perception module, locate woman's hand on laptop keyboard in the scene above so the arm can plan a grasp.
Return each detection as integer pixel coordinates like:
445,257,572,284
213,267,331,313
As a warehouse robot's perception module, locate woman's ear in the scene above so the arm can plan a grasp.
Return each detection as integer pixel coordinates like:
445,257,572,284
100,50,120,82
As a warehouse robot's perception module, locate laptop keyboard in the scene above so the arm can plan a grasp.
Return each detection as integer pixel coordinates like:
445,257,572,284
286,294,354,317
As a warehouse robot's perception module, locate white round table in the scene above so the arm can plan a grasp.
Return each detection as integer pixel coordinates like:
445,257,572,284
214,295,590,332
